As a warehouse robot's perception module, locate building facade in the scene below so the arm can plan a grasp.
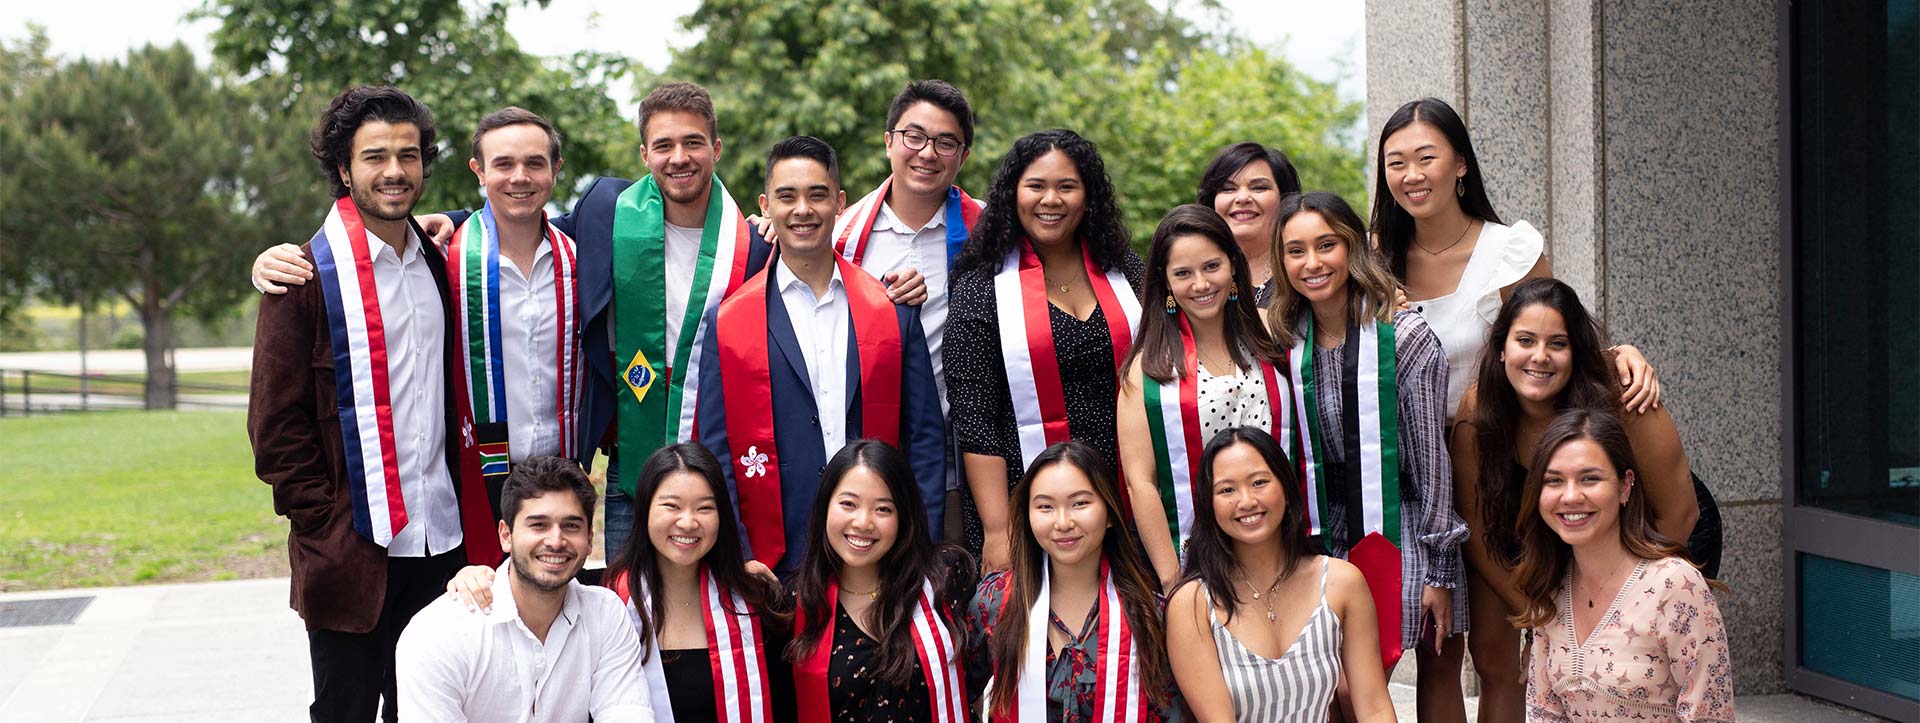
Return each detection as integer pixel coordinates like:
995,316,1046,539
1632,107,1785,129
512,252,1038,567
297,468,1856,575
1365,0,1917,719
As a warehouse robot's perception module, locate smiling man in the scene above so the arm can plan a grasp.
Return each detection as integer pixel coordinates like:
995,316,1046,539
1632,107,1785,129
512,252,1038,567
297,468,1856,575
397,456,653,722
697,136,947,579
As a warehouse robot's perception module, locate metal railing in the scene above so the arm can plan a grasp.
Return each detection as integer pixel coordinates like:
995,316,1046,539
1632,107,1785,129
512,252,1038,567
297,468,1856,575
0,369,248,415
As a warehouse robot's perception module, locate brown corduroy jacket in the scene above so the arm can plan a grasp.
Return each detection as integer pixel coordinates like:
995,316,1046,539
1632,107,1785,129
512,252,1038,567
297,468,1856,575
246,218,465,634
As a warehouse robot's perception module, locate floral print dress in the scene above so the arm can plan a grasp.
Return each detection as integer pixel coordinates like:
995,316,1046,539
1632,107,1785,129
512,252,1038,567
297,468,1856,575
963,571,1180,723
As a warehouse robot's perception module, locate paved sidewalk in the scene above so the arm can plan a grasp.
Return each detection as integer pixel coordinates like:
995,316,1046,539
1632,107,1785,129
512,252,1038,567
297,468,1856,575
0,578,1890,721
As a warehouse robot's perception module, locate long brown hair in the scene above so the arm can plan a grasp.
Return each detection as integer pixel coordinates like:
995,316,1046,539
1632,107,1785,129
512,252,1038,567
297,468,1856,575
986,441,1170,716
1471,279,1621,568
1508,410,1686,629
1124,204,1280,384
1266,191,1398,349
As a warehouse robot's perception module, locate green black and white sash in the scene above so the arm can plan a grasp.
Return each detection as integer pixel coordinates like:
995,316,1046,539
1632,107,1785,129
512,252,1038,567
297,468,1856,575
1142,314,1299,551
611,174,755,496
1287,315,1401,549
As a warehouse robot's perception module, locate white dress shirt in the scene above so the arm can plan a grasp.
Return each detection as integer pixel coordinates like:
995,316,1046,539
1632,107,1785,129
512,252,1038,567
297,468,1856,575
496,236,562,462
860,198,965,412
662,222,702,361
366,225,461,558
775,256,850,459
396,562,654,723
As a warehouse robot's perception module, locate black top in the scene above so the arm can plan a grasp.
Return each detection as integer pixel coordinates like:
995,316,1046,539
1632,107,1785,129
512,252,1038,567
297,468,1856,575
800,552,976,722
944,253,1147,550
657,616,798,723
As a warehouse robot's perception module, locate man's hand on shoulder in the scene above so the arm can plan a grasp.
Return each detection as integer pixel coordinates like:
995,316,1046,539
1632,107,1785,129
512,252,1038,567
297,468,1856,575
251,244,312,294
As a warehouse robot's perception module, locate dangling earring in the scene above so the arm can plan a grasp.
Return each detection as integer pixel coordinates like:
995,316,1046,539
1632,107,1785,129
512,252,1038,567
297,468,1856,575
1165,295,1178,314
1227,282,1239,302
1455,177,1465,198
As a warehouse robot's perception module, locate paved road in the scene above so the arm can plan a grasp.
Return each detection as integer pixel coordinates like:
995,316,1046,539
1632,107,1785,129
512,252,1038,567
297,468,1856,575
0,578,1882,722
0,347,252,374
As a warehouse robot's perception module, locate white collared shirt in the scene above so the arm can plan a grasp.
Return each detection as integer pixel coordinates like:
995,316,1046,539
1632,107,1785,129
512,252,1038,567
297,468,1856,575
396,562,654,723
609,222,702,360
366,225,461,558
861,198,961,412
495,236,561,461
775,255,850,458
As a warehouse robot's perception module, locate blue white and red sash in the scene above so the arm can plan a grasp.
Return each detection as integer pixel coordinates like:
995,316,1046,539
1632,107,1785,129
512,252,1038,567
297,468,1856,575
988,560,1151,723
832,178,982,270
992,238,1141,469
310,197,409,546
796,578,965,723
615,568,773,723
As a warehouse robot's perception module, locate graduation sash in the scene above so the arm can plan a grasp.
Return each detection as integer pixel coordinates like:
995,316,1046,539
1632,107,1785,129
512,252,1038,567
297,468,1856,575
615,568,773,723
1141,315,1300,552
796,578,966,723
1289,313,1404,666
987,560,1151,723
311,197,412,547
993,238,1141,469
717,252,903,568
613,175,756,496
446,204,582,511
832,178,981,270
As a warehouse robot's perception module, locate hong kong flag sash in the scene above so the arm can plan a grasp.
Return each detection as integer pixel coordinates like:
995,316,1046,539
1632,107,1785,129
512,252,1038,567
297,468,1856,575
1289,313,1404,668
989,560,1151,723
992,238,1141,469
446,204,582,536
717,252,903,568
311,197,410,547
614,568,773,723
833,177,981,270
1141,316,1299,553
797,578,965,723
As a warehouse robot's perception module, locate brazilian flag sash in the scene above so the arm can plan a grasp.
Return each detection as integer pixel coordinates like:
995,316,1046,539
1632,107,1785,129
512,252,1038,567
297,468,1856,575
612,174,754,495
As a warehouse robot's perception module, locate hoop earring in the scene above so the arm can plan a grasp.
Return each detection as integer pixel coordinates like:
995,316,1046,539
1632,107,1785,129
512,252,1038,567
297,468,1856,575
1456,177,1465,198
1227,282,1239,302
1165,295,1178,314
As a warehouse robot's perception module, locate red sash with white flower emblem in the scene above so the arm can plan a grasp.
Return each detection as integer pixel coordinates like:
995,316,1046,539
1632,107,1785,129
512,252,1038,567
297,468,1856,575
796,578,966,723
715,252,903,568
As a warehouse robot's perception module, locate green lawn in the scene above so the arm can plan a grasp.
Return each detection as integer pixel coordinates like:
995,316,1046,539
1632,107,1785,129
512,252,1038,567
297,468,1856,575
0,410,287,591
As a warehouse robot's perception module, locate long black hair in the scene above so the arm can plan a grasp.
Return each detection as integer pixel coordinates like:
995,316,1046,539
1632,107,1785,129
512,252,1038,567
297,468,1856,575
1368,97,1504,281
1178,427,1320,624
952,129,1134,276
1470,278,1620,568
605,443,788,662
1124,204,1279,383
786,440,971,685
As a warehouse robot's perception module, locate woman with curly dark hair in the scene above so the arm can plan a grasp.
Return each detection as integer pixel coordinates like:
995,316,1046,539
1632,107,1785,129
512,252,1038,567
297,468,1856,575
944,129,1146,573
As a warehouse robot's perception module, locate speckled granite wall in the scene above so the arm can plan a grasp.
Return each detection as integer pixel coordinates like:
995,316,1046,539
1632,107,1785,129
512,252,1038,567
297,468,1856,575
1599,0,1783,693
1368,0,1788,696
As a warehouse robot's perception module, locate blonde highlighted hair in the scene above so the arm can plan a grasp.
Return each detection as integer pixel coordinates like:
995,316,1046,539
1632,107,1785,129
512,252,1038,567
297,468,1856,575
1265,191,1399,348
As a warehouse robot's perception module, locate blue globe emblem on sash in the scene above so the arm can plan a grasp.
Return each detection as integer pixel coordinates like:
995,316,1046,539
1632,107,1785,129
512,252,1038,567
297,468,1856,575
623,348,657,404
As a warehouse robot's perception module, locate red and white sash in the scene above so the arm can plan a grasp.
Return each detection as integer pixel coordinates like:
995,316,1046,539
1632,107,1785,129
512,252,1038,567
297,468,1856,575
832,177,982,267
993,239,1141,469
797,578,966,723
988,560,1151,722
716,253,903,568
614,568,772,723
310,197,410,547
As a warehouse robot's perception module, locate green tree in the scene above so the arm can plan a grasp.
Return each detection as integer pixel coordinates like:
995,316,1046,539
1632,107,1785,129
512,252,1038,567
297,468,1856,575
198,0,637,213
0,44,320,408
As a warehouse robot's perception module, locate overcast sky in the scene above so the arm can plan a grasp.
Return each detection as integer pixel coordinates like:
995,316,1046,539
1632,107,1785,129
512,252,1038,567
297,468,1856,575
7,0,1364,110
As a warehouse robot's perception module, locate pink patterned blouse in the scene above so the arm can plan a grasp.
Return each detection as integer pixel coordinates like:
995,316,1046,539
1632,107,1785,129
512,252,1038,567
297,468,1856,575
1525,555,1735,722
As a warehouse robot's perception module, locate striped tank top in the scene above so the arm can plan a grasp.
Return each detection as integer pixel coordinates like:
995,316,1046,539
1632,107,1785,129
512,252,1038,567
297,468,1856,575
1204,557,1342,723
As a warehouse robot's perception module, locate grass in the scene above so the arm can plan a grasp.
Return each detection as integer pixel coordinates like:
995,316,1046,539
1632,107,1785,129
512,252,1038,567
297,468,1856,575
0,410,287,592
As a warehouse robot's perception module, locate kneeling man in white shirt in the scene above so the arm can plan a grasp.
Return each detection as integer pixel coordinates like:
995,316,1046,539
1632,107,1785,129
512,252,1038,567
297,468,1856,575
398,456,652,722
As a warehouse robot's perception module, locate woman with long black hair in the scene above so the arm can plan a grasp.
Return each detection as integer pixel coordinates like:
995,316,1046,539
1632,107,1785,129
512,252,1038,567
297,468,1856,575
945,129,1145,573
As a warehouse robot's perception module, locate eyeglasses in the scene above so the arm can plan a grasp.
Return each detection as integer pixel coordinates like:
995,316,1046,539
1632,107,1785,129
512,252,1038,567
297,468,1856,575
887,129,966,157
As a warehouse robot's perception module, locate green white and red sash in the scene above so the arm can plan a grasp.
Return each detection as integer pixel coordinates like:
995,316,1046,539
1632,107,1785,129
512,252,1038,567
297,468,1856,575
796,578,965,723
1289,313,1404,666
832,177,981,269
446,204,581,498
613,175,756,496
988,560,1151,723
614,568,773,723
310,197,411,547
717,252,903,568
1142,315,1300,552
993,238,1141,469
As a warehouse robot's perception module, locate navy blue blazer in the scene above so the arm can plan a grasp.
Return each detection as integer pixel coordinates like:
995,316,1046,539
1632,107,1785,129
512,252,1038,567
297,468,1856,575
696,253,947,575
447,176,772,470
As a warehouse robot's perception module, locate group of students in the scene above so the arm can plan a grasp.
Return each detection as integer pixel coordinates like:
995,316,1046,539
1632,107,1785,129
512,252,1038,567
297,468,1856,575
247,75,1734,722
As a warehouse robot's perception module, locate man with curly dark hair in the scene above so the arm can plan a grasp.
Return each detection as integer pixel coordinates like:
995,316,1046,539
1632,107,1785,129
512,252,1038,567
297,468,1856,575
248,84,493,722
